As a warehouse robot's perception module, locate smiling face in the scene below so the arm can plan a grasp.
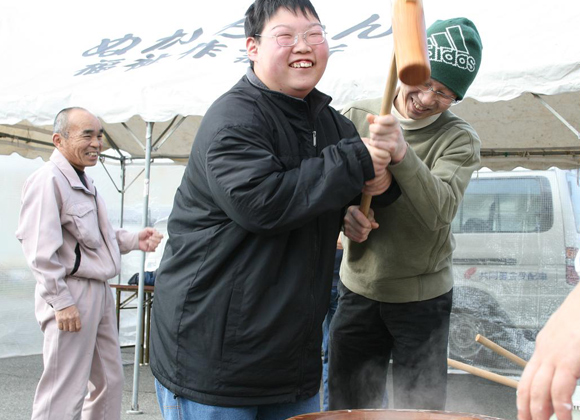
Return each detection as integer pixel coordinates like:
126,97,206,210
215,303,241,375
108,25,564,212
246,7,329,99
53,109,103,171
395,78,456,120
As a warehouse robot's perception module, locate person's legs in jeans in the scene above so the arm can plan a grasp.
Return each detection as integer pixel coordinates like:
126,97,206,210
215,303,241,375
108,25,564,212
156,379,257,420
328,281,390,410
156,379,320,420
257,394,320,419
385,289,453,410
322,284,338,411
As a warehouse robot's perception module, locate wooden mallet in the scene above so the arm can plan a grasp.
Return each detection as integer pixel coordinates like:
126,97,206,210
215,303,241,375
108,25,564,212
359,0,431,216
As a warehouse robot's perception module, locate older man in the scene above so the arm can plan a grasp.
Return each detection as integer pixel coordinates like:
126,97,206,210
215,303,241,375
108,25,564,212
16,107,163,420
329,18,483,411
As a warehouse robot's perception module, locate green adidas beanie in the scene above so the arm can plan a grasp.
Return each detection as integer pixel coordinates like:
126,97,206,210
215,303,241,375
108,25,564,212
426,17,483,100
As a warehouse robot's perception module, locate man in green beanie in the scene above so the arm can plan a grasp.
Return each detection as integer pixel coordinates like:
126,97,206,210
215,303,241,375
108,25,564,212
328,17,483,411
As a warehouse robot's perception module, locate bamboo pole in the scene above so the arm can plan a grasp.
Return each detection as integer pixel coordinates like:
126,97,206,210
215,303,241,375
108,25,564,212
475,334,528,368
448,358,519,389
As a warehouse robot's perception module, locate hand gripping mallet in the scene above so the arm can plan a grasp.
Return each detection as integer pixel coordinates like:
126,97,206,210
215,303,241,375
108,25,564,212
359,0,431,217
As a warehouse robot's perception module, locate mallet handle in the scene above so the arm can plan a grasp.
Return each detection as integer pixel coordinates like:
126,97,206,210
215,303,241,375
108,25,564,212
360,51,398,217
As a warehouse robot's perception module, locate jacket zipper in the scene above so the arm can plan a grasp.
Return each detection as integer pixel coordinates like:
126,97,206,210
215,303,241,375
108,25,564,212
312,130,317,147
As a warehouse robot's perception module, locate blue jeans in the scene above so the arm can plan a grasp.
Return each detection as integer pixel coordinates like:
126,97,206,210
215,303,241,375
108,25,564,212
155,379,320,420
321,284,338,411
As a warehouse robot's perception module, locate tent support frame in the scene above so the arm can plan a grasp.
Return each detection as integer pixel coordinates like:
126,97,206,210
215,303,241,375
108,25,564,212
533,93,580,139
128,121,154,414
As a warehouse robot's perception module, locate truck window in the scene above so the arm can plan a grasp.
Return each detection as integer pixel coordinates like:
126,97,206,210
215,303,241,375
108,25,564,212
452,176,553,234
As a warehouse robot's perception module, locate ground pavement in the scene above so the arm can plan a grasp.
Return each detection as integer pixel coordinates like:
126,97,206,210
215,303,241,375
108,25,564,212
0,347,518,420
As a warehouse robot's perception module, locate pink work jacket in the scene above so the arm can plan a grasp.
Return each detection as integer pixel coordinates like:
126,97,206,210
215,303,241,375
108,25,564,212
16,149,139,311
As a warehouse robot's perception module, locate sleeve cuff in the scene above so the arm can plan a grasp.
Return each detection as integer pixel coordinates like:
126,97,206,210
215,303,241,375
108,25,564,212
345,136,375,181
49,293,76,312
116,229,140,253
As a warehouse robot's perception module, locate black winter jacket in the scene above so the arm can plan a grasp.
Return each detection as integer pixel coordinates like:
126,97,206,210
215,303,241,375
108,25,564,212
150,70,376,406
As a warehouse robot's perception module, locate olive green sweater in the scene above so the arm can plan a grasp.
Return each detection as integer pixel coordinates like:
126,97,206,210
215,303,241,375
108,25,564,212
341,97,481,302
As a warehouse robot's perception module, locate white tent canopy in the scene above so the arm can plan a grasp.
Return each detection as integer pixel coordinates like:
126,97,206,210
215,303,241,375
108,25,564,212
1,0,580,168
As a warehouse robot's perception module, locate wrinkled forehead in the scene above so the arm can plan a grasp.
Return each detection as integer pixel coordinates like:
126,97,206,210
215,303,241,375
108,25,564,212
69,110,103,133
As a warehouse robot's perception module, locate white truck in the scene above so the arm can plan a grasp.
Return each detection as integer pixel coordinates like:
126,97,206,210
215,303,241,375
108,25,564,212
449,168,580,372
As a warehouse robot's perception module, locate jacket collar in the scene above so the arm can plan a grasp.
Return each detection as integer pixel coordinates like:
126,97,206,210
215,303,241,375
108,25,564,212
49,148,95,195
245,67,332,119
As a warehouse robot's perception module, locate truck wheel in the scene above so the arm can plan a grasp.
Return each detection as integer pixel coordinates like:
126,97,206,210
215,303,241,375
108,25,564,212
449,311,486,360
449,286,530,372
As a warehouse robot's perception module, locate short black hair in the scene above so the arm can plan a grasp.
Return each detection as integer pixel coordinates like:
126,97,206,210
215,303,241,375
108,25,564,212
53,107,89,138
244,0,321,39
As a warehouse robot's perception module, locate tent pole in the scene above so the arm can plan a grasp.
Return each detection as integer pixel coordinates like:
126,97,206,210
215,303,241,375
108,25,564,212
120,156,126,230
117,157,127,285
128,122,153,414
153,115,188,152
532,93,580,139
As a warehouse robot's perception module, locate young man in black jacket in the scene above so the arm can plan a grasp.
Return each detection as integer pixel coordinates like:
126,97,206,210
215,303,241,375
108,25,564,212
150,0,398,418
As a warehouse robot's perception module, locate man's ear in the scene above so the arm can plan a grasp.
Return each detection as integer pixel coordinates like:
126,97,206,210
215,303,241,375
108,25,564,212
246,37,259,64
52,133,62,148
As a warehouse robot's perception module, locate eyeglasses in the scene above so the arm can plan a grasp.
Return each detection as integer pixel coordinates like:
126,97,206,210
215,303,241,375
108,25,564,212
416,83,458,105
255,26,327,47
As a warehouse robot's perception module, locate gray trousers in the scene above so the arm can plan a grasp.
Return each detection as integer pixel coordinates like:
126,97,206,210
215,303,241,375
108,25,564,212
32,278,124,420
